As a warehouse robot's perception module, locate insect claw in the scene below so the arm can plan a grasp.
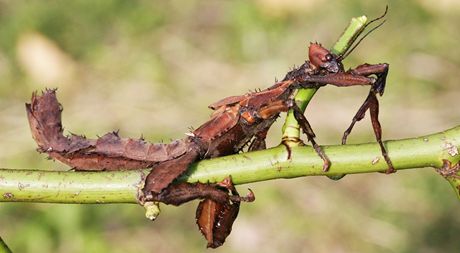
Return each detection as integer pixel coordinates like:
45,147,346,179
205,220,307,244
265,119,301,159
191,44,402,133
322,160,331,172
385,166,396,174
240,188,255,202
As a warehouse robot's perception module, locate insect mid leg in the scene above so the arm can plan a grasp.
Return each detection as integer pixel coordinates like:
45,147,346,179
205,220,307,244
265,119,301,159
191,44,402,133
248,128,269,152
342,93,372,145
290,103,331,172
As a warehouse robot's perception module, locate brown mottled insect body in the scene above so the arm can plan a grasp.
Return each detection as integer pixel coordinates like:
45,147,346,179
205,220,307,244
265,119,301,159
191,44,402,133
26,10,394,246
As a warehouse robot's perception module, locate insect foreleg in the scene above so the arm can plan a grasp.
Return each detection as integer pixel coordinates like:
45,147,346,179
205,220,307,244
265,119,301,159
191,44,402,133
348,63,389,95
298,73,374,88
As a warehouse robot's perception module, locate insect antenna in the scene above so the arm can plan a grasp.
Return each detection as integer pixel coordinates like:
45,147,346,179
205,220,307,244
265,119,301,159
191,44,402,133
363,5,388,30
338,5,388,61
339,20,386,60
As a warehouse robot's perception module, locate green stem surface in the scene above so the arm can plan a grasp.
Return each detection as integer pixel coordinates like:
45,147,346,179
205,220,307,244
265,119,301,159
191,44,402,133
282,15,368,141
1,126,459,204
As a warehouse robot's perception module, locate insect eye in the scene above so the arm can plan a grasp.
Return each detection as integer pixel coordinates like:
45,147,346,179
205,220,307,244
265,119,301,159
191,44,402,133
325,54,333,61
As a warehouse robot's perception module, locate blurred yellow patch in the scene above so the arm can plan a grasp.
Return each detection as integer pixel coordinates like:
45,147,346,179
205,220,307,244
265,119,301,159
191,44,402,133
255,0,324,16
16,32,76,87
418,0,460,12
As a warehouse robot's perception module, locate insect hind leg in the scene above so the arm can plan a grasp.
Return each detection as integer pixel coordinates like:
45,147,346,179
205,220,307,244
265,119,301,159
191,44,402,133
343,91,395,174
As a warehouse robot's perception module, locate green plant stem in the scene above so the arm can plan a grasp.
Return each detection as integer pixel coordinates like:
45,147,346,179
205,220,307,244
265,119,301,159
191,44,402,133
0,168,144,203
282,15,368,141
0,237,12,253
1,126,459,204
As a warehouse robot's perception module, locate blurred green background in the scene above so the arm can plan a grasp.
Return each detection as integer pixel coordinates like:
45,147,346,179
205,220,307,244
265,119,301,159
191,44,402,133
1,0,460,252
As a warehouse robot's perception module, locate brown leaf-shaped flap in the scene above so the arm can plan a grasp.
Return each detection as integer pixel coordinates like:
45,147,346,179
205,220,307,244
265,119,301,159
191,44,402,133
95,132,125,156
26,89,188,171
194,177,245,249
26,89,93,152
192,104,240,142
208,95,246,110
196,199,218,244
144,148,200,194
196,197,240,248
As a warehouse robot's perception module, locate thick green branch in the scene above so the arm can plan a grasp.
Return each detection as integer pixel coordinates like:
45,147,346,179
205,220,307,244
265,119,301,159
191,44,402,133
1,126,459,204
